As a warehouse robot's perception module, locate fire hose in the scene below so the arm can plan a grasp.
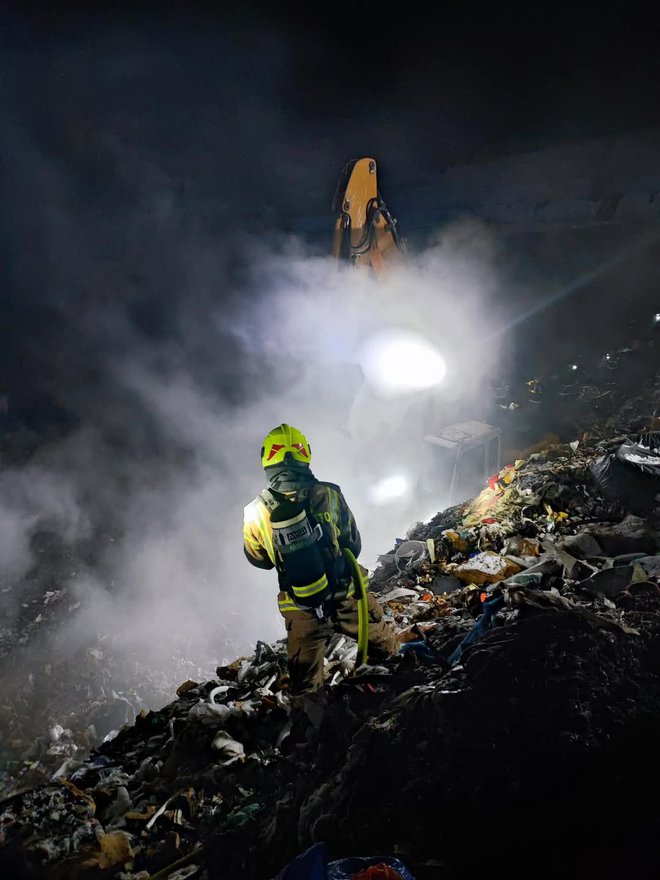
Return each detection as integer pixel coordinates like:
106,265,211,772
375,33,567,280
342,548,369,667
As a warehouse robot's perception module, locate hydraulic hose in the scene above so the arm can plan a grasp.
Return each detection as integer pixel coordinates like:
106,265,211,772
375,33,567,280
342,548,369,667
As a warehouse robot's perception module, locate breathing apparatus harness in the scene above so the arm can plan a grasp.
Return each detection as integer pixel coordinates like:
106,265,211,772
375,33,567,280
259,471,370,663
260,486,334,619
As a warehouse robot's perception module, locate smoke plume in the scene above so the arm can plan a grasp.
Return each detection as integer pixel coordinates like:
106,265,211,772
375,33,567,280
0,12,515,741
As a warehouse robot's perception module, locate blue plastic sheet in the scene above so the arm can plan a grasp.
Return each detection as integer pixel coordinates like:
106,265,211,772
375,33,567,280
448,595,505,666
397,638,437,661
273,843,328,880
273,843,416,879
328,855,415,879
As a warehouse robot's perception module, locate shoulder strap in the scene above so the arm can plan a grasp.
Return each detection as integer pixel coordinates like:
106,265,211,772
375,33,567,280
260,486,312,512
259,488,280,512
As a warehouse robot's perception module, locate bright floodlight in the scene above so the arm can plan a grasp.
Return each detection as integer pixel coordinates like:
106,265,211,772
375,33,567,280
359,329,447,395
654,312,660,324
369,474,410,506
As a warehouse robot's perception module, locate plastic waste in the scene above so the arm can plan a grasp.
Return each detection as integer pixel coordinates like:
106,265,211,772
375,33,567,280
352,865,406,879
617,432,660,474
225,802,262,828
211,733,244,762
394,540,428,572
448,595,505,666
590,432,660,514
273,842,328,879
273,844,415,880
397,639,438,662
328,856,415,880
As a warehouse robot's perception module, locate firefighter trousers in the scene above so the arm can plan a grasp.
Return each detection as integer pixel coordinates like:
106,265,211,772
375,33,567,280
280,591,400,695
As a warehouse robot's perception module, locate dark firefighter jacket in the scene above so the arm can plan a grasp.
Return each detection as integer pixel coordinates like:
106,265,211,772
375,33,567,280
243,478,361,614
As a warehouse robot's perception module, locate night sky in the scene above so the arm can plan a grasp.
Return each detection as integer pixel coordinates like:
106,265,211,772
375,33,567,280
6,2,660,203
3,1,660,427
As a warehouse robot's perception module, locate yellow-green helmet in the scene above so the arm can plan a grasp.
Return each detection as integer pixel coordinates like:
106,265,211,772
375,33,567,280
261,423,311,468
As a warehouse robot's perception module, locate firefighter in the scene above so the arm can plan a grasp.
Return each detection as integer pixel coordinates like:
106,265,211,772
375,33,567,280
243,423,400,694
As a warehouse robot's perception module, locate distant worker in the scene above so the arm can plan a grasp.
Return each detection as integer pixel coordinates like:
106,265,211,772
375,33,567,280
243,423,399,694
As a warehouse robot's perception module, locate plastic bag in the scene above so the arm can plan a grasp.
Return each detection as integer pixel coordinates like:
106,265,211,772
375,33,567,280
273,843,327,880
616,432,660,476
328,856,415,880
273,845,415,880
590,451,660,514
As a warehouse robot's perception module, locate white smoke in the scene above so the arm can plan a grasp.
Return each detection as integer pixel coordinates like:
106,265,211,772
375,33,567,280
1,224,509,696
0,18,514,732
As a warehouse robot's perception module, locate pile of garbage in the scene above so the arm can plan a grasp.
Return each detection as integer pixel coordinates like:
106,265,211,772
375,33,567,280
2,426,660,879
487,314,660,446
0,522,247,801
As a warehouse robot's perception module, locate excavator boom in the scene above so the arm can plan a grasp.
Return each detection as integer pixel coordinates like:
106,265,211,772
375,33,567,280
331,157,404,275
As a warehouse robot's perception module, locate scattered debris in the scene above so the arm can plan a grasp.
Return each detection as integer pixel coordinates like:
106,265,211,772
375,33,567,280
2,379,660,879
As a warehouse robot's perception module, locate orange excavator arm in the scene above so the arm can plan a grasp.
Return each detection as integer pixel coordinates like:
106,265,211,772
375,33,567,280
331,157,404,276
